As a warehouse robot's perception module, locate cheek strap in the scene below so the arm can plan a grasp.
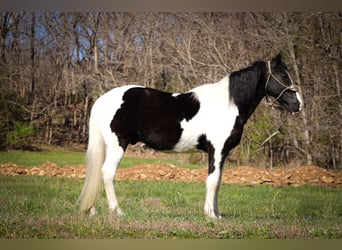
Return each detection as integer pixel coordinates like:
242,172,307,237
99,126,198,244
265,61,299,105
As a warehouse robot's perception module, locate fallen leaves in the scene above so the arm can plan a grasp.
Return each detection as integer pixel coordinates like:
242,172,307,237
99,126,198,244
0,162,86,179
0,161,341,188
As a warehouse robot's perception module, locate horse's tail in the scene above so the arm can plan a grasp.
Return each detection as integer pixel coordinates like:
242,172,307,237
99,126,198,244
78,102,105,212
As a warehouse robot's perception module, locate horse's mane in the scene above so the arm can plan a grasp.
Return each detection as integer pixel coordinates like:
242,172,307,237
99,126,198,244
229,60,267,118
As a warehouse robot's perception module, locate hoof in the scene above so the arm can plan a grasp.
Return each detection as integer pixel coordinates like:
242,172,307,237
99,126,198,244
89,206,97,217
109,206,125,217
116,207,125,217
204,204,222,219
206,214,222,220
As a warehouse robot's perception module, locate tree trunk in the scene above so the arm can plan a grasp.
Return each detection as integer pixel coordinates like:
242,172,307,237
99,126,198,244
30,13,36,99
288,40,313,165
332,62,341,169
0,13,10,63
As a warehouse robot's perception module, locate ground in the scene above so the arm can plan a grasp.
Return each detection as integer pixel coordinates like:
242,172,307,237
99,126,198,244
1,145,341,187
0,161,341,188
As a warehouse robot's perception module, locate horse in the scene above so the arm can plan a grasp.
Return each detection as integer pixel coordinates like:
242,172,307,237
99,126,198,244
78,53,302,219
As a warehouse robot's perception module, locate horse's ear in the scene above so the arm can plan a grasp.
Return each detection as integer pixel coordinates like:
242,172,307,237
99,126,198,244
272,52,283,64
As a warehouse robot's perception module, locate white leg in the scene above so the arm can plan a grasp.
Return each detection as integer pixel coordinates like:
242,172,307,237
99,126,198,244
102,145,124,216
204,168,222,219
204,148,225,219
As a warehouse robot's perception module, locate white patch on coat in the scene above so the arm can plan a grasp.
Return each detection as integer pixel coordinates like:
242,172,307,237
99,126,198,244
173,75,239,152
93,85,143,141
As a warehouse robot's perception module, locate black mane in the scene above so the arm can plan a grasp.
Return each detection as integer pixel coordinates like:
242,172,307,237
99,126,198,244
229,61,267,122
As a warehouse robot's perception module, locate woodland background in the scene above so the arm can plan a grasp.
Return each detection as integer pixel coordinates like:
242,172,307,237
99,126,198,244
0,12,340,169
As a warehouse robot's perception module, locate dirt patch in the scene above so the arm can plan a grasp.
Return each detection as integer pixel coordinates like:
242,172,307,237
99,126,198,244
0,161,341,188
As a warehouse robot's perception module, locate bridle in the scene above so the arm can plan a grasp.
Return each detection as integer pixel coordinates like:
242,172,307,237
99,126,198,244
265,60,299,104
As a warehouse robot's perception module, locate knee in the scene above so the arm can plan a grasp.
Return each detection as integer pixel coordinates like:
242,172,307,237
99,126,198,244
101,165,115,182
206,172,220,191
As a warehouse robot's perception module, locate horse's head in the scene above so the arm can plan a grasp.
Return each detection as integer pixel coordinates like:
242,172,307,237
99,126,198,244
265,54,302,114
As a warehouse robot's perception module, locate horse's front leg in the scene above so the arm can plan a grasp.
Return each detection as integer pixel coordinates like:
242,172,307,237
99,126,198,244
204,170,222,219
204,149,226,219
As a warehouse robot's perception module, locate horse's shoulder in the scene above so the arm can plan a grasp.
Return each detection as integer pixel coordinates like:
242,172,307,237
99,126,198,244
190,77,229,104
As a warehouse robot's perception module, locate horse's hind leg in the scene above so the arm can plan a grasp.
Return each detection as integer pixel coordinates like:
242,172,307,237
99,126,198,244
102,137,125,216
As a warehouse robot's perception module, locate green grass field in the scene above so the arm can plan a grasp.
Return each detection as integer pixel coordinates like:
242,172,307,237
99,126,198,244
0,150,341,239
0,149,199,169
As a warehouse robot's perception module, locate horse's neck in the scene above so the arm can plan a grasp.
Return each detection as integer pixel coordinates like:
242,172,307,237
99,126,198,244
243,90,265,122
229,62,267,124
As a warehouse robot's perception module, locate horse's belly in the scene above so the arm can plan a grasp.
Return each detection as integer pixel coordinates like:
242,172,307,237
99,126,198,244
172,121,206,152
172,135,199,152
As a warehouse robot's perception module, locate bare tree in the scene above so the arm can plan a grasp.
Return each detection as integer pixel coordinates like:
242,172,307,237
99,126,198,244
0,12,340,168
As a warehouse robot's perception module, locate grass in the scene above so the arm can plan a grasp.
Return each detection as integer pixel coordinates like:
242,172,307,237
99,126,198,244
0,149,341,239
0,149,199,169
0,149,87,167
0,174,341,239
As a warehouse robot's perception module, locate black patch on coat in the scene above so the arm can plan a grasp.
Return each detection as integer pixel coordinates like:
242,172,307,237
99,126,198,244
110,87,200,150
220,116,244,167
196,134,215,175
196,134,210,153
229,61,267,123
197,117,244,175
196,117,245,175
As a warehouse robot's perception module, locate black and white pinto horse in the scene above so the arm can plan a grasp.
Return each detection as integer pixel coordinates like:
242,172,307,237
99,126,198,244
79,54,302,219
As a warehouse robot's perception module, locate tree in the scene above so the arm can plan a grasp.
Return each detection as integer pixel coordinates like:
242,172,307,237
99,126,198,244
0,12,340,169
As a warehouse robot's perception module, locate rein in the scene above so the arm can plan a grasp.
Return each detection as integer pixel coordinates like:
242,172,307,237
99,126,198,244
265,60,298,105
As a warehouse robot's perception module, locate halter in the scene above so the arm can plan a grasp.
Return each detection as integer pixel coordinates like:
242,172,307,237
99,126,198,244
265,60,299,105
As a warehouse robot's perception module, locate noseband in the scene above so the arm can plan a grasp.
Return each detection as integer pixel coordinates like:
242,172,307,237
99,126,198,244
265,61,298,104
